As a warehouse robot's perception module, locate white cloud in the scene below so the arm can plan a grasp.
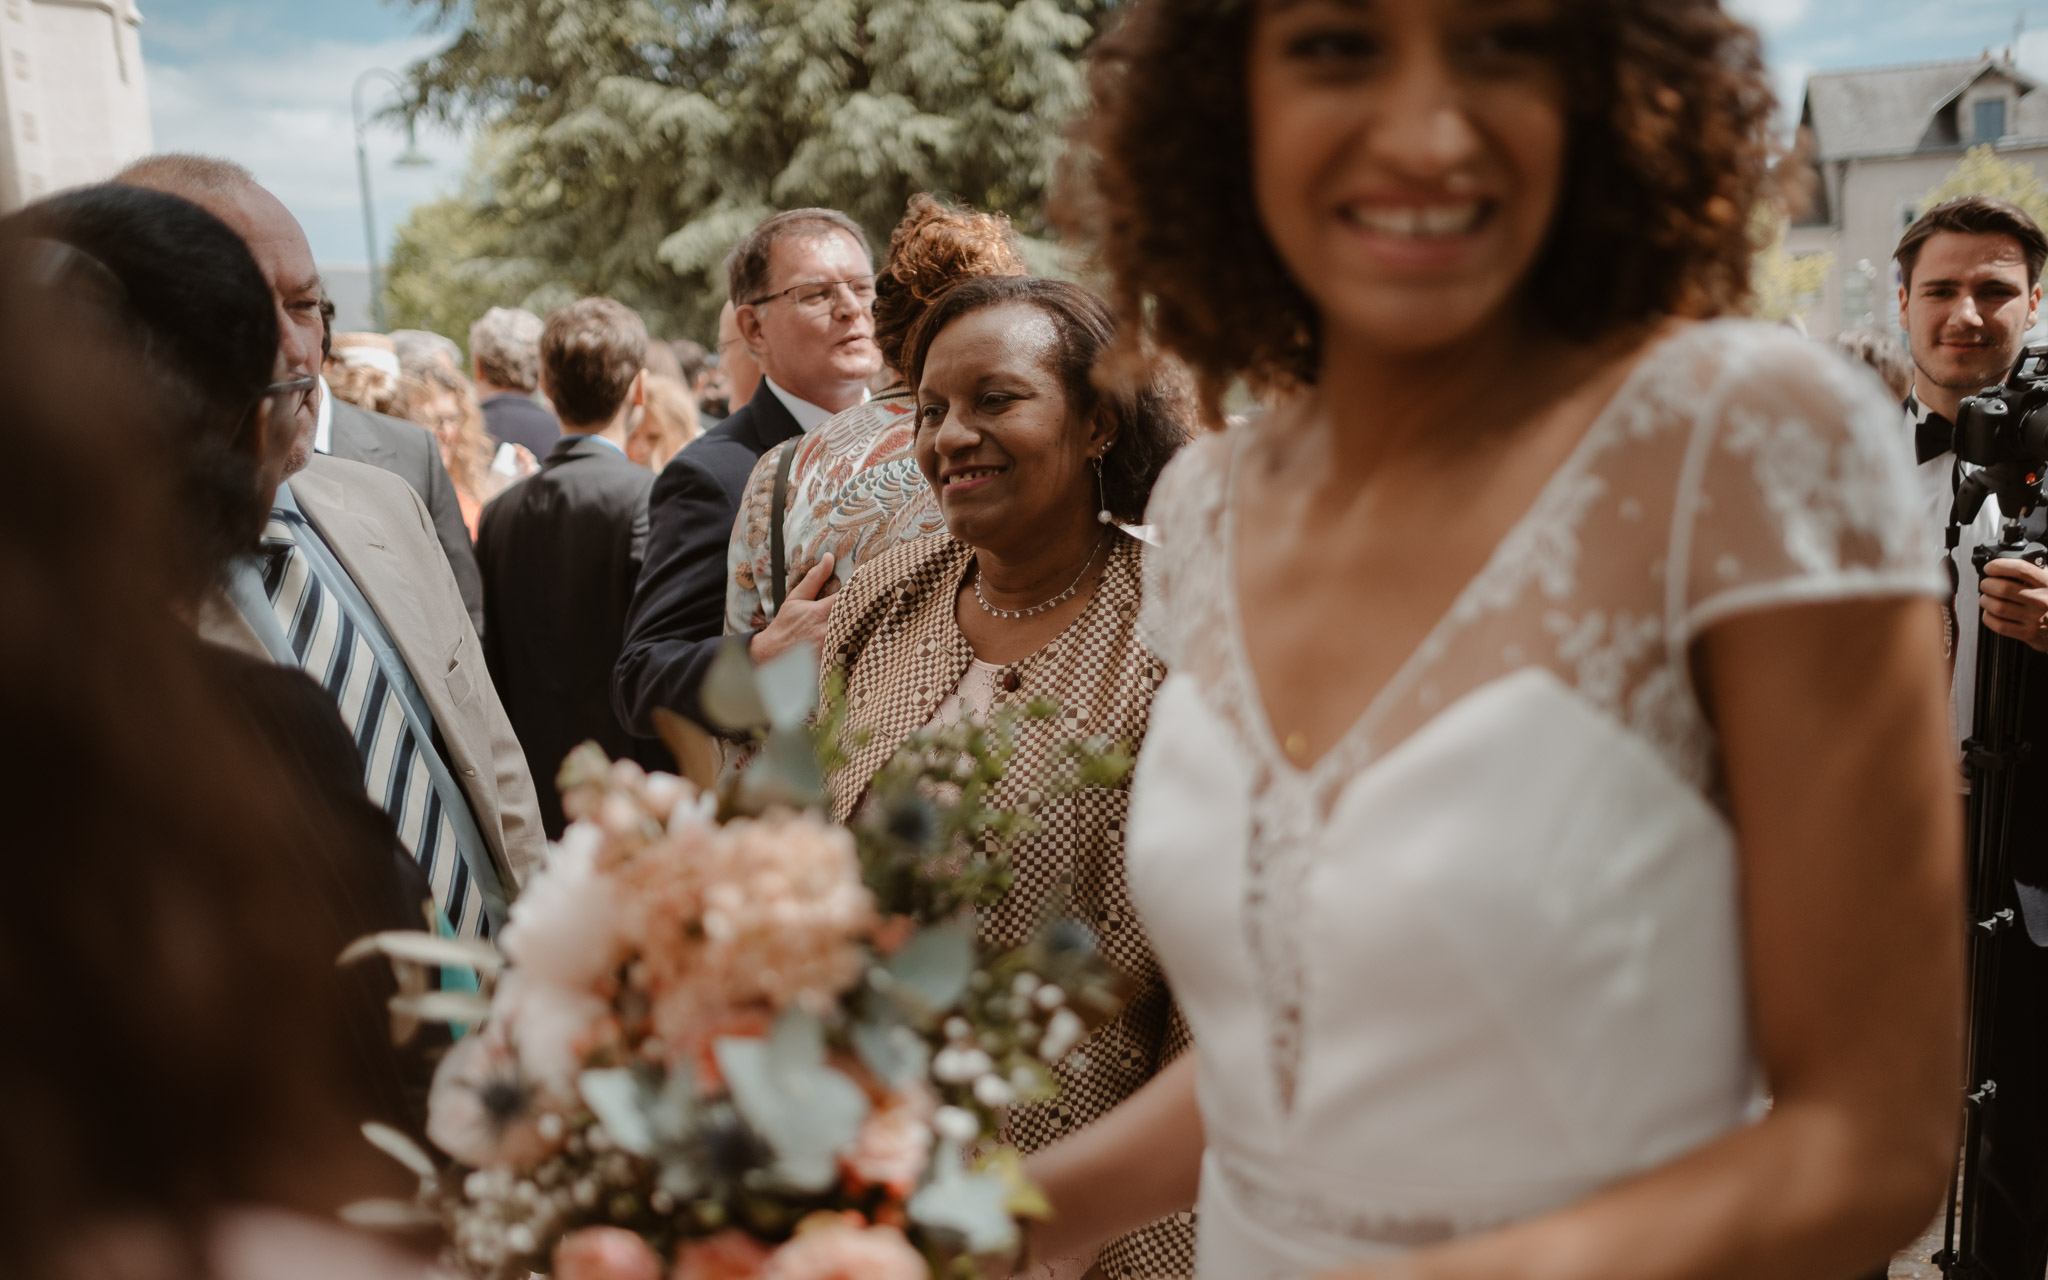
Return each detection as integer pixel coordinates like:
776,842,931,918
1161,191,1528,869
144,34,473,265
2016,29,2048,80
1726,0,1810,35
1771,57,1813,131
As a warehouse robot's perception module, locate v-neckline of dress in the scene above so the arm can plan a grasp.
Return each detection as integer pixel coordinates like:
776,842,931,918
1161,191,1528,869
1218,327,1686,794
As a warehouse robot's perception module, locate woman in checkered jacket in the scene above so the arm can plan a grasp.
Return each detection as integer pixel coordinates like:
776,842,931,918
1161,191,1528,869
823,275,1194,1280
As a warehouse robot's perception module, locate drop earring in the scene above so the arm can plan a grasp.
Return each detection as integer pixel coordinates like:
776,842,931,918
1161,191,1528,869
1094,455,1112,525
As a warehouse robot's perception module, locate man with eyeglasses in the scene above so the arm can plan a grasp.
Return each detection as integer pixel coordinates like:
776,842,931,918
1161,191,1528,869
115,152,545,943
617,207,883,737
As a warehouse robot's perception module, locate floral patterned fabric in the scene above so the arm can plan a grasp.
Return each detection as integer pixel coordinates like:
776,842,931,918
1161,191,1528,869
724,390,947,634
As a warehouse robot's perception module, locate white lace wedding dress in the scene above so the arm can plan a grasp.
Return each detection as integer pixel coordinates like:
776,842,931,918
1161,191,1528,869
1124,320,1945,1276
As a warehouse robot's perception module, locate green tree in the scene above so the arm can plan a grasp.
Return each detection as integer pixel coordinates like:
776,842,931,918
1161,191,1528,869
382,0,1112,341
1749,212,1831,328
1918,143,2048,228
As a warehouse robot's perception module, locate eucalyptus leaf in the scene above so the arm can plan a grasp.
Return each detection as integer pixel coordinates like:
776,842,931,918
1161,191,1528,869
851,1016,931,1089
700,636,769,733
741,726,825,810
337,1198,442,1231
361,1121,437,1179
884,916,976,1013
387,991,493,1024
338,931,505,975
756,640,820,731
908,1143,1021,1255
580,1068,658,1156
715,1008,868,1194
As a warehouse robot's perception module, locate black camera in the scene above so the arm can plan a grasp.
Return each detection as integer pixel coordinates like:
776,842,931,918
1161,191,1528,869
1953,346,2048,524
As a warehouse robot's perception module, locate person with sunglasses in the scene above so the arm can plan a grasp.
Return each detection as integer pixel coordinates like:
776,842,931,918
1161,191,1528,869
616,207,883,738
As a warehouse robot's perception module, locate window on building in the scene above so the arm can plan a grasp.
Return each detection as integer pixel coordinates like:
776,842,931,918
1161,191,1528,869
1976,98,2009,145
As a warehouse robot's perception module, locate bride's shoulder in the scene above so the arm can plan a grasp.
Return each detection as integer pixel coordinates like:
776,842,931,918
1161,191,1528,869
1642,317,1893,417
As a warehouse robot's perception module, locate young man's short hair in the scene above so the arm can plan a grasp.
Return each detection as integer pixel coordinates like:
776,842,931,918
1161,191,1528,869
1896,195,2048,288
540,298,647,428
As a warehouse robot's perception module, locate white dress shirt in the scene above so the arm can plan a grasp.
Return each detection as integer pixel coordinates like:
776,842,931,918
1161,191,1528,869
313,375,335,454
764,375,863,434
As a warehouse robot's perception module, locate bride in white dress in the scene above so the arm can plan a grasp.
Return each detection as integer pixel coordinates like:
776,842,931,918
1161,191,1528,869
1023,1,1965,1277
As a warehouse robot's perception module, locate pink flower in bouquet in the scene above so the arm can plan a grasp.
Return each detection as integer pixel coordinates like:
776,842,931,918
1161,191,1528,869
425,1031,563,1170
624,812,877,1043
501,822,625,991
843,1088,935,1198
555,1227,666,1280
762,1223,925,1280
671,1230,774,1280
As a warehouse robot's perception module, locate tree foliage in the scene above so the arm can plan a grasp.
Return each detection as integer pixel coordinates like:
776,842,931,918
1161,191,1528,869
1748,212,1831,329
383,0,1113,341
1919,144,2048,229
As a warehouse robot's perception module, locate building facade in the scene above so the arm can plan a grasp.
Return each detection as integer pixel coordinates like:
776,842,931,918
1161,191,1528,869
0,0,149,212
1788,55,2048,340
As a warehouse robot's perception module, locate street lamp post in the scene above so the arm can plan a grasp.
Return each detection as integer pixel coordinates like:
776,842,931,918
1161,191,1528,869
352,67,432,332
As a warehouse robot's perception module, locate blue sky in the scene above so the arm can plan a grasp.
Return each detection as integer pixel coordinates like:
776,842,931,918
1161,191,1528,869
139,0,2048,267
141,0,468,268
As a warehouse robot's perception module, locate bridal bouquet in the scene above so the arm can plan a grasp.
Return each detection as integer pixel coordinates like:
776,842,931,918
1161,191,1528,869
344,643,1128,1280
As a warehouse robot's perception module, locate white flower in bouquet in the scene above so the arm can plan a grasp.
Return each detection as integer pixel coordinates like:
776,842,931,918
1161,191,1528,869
499,821,625,992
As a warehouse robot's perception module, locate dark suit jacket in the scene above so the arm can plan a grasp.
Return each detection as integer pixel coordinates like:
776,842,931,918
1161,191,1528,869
478,434,668,836
615,378,802,735
326,397,486,636
481,392,563,456
199,641,441,1136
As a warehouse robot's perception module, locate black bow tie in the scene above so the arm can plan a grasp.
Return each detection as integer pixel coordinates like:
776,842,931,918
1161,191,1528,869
1917,411,1955,466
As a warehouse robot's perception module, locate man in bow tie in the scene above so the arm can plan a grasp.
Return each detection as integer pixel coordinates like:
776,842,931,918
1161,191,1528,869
1899,198,2048,713
1898,195,2048,1279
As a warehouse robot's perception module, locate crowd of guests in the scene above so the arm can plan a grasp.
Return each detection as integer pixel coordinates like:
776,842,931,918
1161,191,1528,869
4,0,2027,1276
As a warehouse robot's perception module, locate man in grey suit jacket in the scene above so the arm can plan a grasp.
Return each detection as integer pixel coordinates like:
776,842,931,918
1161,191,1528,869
318,367,486,635
120,152,546,926
202,453,546,915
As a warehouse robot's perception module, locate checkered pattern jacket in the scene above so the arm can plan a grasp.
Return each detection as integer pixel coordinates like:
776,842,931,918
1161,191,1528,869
824,531,1195,1279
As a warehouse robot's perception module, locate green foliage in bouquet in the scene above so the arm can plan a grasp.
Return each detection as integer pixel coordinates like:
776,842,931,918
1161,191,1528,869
339,641,1140,1279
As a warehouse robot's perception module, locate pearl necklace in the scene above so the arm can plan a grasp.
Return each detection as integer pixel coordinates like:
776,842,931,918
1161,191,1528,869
973,535,1105,620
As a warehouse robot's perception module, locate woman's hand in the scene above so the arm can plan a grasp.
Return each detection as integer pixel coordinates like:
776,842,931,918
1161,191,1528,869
749,552,838,666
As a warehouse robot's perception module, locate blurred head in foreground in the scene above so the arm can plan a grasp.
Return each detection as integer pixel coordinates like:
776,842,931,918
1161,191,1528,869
0,188,413,1273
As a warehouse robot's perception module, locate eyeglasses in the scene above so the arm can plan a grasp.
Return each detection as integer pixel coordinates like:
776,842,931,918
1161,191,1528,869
746,274,878,315
263,375,319,415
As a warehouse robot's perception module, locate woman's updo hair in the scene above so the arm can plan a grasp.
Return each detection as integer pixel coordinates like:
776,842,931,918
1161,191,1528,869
1056,0,1779,410
905,276,1194,523
873,194,1030,377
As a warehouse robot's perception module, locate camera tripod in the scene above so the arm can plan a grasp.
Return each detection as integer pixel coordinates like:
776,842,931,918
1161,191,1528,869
1936,507,2048,1280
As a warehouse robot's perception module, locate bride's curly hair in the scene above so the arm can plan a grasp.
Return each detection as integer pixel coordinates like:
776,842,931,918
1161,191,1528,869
1054,0,1779,414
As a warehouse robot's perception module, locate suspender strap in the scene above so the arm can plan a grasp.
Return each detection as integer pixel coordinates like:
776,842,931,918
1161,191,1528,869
769,437,800,613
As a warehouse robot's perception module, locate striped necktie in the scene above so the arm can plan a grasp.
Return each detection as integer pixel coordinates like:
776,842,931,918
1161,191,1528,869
259,510,487,939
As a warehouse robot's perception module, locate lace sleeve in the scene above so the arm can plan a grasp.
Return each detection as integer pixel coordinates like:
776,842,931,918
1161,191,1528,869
1139,431,1232,667
1674,327,1946,644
